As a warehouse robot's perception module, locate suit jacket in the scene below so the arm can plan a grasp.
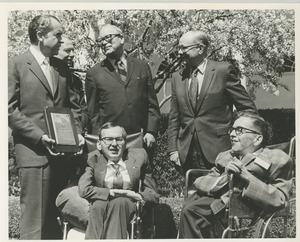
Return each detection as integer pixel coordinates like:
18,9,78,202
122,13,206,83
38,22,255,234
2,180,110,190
8,50,82,168
194,148,293,215
85,56,160,135
78,148,159,205
168,59,257,164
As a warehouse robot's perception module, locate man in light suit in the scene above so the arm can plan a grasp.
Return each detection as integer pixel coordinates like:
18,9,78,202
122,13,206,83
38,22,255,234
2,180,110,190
178,112,293,238
85,23,160,155
168,30,257,175
78,122,159,239
8,15,84,239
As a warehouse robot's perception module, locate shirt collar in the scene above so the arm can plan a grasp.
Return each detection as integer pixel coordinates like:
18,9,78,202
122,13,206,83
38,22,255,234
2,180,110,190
196,58,207,74
108,52,127,69
30,45,48,66
107,158,126,169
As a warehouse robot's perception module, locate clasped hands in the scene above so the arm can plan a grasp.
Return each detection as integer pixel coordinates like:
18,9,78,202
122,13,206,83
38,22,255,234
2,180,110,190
225,157,251,183
109,189,145,204
41,133,85,156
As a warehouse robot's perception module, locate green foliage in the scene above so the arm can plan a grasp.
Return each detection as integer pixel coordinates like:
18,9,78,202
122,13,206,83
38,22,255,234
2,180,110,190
9,196,21,239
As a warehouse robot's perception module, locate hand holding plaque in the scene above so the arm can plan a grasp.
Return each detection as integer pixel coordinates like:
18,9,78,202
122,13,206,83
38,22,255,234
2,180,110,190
43,106,80,153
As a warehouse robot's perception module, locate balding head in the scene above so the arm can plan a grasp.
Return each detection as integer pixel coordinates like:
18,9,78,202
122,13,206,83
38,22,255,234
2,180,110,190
180,30,209,47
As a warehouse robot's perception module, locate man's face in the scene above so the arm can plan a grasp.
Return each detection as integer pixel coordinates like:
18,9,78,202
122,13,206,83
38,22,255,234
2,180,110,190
98,26,123,58
98,127,126,162
40,18,63,57
56,38,75,67
178,32,202,67
229,117,261,156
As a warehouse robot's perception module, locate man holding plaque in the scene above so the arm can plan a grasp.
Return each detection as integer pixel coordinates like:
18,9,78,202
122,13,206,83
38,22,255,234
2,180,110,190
8,15,84,239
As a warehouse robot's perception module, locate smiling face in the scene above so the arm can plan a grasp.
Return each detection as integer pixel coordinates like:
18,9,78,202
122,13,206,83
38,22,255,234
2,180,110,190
56,37,75,67
38,17,63,57
98,126,126,162
229,117,263,156
98,25,124,59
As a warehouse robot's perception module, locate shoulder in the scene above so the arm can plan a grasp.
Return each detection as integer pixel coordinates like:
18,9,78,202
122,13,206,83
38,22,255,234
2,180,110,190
207,59,233,72
87,150,102,167
261,147,291,165
9,50,31,65
215,150,232,166
127,148,148,160
127,56,149,67
86,62,104,75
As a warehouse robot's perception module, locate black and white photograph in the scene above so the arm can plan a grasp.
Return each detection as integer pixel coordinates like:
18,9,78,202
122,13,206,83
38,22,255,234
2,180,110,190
2,1,298,240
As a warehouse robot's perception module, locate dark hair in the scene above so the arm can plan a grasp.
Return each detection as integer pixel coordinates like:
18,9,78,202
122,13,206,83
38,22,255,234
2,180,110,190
98,122,127,140
236,111,271,147
28,15,60,44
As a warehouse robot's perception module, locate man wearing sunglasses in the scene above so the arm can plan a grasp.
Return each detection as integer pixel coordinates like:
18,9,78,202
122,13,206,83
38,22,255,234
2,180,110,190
168,30,257,175
78,122,159,239
84,24,160,157
178,111,293,238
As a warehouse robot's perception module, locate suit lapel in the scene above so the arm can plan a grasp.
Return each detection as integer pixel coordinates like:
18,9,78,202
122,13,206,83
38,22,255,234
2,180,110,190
196,59,215,112
50,57,59,96
125,56,135,86
181,68,194,115
124,154,137,183
102,58,125,86
97,153,108,187
26,51,53,98
241,153,257,167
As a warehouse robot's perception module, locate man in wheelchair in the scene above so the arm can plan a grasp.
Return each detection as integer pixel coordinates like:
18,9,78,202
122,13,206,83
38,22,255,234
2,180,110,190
56,122,159,239
179,111,293,238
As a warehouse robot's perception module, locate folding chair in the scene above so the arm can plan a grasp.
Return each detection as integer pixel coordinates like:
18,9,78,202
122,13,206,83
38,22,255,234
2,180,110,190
57,129,156,239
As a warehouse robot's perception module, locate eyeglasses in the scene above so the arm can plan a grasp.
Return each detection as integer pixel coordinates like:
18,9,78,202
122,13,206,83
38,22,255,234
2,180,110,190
101,136,125,145
228,126,261,136
176,43,202,52
96,34,122,45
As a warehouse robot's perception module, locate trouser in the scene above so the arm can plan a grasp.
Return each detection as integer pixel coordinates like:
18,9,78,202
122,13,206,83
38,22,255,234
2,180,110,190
86,197,136,239
19,159,70,239
179,192,227,238
180,132,214,175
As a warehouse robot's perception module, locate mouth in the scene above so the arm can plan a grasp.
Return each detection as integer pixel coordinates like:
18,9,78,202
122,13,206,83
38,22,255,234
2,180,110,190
109,148,119,154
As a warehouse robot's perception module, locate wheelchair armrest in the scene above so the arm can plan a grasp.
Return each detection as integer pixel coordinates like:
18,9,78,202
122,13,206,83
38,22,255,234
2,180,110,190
184,169,210,200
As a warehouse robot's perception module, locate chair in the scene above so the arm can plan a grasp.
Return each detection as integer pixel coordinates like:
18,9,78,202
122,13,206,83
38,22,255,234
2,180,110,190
57,129,156,239
184,136,296,238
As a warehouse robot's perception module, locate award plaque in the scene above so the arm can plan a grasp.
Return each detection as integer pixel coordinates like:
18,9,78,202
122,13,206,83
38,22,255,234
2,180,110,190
43,106,80,153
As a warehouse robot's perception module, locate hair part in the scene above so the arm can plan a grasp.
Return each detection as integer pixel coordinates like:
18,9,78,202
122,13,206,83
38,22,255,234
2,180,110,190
28,15,60,44
236,111,272,147
98,122,127,140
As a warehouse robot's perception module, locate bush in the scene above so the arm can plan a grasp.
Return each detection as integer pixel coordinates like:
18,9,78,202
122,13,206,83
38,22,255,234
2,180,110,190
9,196,21,239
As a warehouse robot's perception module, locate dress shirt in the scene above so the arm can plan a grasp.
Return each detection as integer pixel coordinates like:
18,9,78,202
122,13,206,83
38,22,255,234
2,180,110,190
108,53,127,72
104,158,132,189
188,58,208,94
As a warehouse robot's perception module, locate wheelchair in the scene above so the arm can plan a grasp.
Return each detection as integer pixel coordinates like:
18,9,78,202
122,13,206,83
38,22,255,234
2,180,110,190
57,129,156,240
184,136,296,238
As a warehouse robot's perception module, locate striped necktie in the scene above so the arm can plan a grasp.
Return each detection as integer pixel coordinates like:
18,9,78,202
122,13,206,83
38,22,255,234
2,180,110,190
112,163,123,189
115,59,127,82
189,68,199,110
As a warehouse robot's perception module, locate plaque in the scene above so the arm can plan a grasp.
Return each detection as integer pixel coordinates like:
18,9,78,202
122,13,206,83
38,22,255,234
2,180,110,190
43,106,80,153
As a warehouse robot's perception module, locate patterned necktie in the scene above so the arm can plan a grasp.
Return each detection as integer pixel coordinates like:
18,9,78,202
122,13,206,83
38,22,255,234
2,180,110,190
112,163,123,189
189,68,199,110
43,58,54,94
115,59,127,82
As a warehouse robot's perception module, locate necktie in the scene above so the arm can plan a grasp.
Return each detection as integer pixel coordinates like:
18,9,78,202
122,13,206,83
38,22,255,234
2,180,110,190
43,58,54,94
112,164,123,189
189,68,199,110
115,59,127,82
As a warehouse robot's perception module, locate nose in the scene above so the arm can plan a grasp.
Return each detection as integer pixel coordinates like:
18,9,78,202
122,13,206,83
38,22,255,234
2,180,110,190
111,138,118,146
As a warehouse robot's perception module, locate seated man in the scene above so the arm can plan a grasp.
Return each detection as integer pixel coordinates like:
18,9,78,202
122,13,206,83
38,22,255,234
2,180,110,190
179,111,293,238
78,122,159,239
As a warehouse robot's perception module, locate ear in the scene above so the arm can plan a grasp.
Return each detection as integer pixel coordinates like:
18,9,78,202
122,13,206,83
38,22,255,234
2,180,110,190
96,140,102,151
37,31,44,42
120,36,125,45
253,135,263,147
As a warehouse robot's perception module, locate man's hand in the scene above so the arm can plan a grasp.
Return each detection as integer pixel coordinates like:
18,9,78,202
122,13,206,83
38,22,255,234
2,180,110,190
225,158,251,183
143,133,156,148
109,189,143,202
41,134,62,156
74,134,85,155
170,151,181,166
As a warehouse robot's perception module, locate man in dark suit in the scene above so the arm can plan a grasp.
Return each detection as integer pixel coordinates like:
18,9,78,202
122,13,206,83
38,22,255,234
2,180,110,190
78,122,159,239
8,15,84,239
179,112,293,238
85,23,160,154
168,30,257,175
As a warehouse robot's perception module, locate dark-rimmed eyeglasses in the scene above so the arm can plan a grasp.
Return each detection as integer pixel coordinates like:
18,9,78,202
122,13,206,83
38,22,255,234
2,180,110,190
96,34,122,45
228,126,261,136
176,43,202,52
101,136,125,145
